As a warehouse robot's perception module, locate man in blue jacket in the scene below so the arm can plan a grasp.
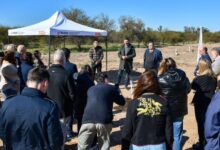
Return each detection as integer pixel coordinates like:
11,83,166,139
143,41,163,72
0,67,63,150
194,47,212,76
78,73,125,150
205,90,220,150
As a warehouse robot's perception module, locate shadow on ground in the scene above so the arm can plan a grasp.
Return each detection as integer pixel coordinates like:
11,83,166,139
106,69,142,86
64,143,77,150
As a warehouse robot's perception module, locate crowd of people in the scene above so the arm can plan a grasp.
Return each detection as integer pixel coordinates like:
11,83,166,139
0,39,220,150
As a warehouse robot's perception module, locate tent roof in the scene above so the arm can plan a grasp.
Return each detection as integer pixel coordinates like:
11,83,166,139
8,11,107,37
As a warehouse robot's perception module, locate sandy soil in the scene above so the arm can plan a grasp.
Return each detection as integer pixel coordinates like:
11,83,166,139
1,43,220,150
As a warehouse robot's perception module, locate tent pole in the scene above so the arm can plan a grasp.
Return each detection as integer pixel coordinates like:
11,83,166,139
64,37,66,48
48,36,51,68
8,36,10,44
105,36,108,72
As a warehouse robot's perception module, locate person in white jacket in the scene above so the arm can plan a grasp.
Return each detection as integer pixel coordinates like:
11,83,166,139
0,44,20,101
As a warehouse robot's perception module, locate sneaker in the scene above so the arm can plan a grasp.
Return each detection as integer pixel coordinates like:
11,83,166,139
66,131,78,142
66,134,73,142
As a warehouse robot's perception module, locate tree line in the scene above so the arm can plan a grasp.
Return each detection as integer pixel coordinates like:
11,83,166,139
1,8,220,52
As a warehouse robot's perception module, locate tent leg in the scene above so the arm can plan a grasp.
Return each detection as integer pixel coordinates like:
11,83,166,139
8,36,10,44
64,37,66,48
48,36,51,67
105,37,108,72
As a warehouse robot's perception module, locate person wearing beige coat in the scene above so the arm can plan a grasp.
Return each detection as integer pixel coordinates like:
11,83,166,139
0,45,20,100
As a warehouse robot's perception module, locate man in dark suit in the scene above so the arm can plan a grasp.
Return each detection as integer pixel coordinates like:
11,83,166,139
116,38,136,89
47,49,75,141
63,48,78,78
62,48,78,140
78,73,125,150
0,67,63,150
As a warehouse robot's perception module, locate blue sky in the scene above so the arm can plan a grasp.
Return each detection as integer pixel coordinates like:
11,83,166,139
1,0,220,31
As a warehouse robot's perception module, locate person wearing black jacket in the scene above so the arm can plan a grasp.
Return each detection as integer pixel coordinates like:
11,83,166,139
122,71,172,150
63,48,78,141
75,65,95,132
158,57,191,150
191,59,217,150
63,48,78,77
47,50,75,141
78,73,125,150
20,52,34,90
116,38,136,89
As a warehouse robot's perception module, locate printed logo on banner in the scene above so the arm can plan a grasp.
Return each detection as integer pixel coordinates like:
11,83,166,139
57,32,68,36
95,32,101,36
39,31,46,35
12,32,24,35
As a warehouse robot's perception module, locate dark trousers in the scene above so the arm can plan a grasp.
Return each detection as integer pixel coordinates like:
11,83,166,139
77,116,83,133
116,69,130,87
194,102,209,147
66,115,73,135
92,63,102,74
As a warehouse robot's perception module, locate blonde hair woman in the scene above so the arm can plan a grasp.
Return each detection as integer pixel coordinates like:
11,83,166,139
191,59,217,149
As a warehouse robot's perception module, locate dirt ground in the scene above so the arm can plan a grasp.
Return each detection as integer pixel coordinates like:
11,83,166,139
1,43,220,150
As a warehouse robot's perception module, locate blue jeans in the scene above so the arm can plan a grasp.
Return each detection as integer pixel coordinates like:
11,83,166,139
173,117,184,150
130,143,166,150
116,69,130,87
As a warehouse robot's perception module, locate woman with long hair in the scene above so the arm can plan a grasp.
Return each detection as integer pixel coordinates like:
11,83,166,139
0,46,20,100
158,57,191,150
191,59,217,149
122,71,172,150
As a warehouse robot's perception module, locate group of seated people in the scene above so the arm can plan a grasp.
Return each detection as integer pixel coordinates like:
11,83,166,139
0,43,220,150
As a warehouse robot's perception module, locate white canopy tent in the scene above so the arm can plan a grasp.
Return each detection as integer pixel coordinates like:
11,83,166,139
8,11,108,69
8,11,107,36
